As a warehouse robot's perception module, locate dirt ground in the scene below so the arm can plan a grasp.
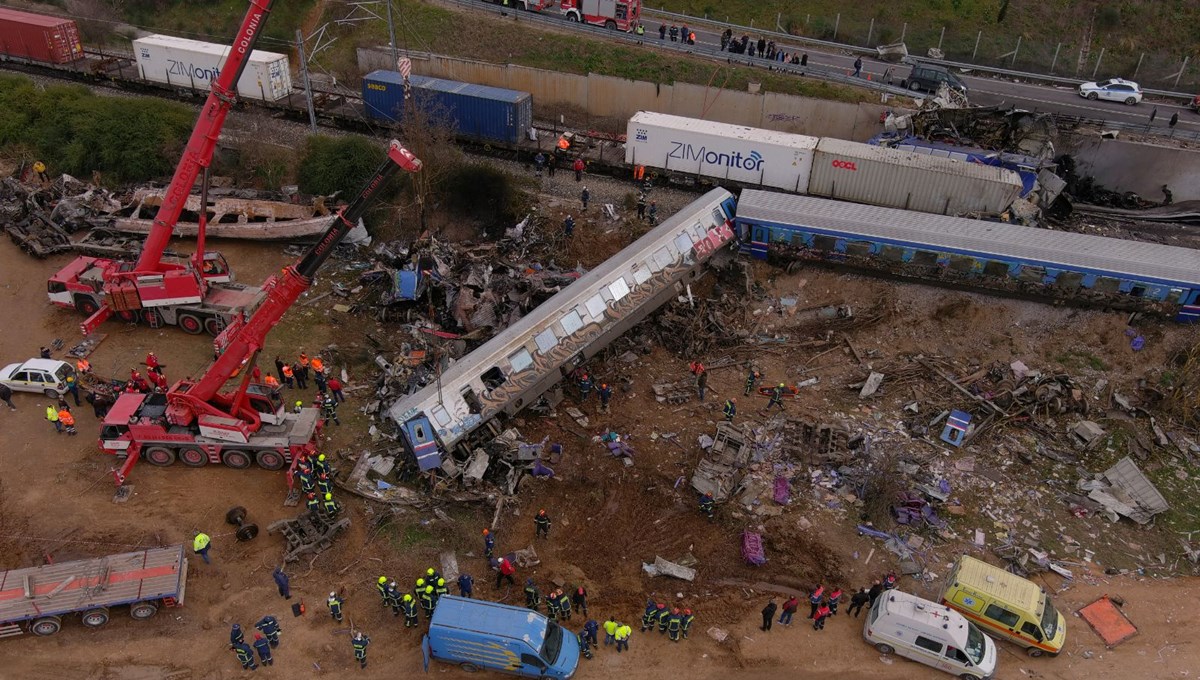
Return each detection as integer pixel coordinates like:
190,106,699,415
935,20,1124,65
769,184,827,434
2,218,1200,680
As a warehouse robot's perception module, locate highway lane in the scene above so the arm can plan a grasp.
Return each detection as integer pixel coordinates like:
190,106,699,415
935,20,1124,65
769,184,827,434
637,13,1200,133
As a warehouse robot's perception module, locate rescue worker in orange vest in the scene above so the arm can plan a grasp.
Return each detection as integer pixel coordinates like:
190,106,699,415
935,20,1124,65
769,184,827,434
58,407,76,435
812,601,832,630
264,374,280,389
76,358,92,374
826,587,843,615
281,363,294,389
808,585,825,620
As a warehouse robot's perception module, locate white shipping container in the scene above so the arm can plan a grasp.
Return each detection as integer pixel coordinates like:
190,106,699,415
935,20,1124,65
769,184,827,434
132,34,292,102
809,137,1024,215
625,112,817,192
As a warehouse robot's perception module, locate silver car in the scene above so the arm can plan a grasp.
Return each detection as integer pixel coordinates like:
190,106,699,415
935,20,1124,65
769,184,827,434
0,358,76,397
1078,78,1143,105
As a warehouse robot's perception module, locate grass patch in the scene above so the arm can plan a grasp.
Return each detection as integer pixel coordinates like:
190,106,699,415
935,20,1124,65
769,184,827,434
116,0,318,49
313,0,874,104
1053,349,1108,372
652,0,1200,89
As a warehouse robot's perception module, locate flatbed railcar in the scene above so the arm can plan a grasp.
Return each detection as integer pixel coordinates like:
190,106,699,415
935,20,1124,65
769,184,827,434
734,189,1200,322
387,188,739,469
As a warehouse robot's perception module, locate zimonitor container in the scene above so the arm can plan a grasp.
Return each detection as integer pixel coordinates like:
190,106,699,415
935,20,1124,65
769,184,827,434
362,70,533,146
625,111,818,192
809,137,1023,215
132,34,292,102
0,7,82,64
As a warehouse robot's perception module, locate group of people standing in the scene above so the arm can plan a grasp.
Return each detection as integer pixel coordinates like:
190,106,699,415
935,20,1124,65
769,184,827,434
761,573,898,633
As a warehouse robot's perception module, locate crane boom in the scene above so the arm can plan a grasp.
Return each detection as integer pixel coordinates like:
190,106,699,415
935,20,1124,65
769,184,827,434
164,142,422,430
133,0,275,274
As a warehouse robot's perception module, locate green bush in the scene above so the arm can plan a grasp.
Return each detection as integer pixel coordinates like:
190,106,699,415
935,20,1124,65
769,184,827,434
442,162,526,224
296,135,387,198
0,75,193,184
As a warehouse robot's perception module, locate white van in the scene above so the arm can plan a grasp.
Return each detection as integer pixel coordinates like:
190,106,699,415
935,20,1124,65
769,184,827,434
864,589,997,679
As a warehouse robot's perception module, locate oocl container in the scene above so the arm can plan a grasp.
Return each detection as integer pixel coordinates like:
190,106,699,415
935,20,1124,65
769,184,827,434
625,111,818,192
362,71,533,146
132,34,292,102
810,137,1023,215
0,7,82,64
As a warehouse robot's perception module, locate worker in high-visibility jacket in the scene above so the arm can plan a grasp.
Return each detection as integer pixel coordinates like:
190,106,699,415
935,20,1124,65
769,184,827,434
327,592,344,622
46,405,61,433
657,602,671,633
322,493,341,517
681,609,695,639
232,641,257,670
352,631,370,669
615,623,632,652
377,576,391,606
193,532,212,564
667,608,683,642
400,593,419,627
723,398,737,423
419,585,435,617
57,408,76,435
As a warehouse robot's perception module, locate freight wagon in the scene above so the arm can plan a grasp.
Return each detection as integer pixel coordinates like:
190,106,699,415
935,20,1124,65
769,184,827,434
809,137,1024,215
0,545,188,638
625,111,818,192
625,111,1025,217
0,7,82,64
363,71,534,146
132,34,292,102
734,189,1200,322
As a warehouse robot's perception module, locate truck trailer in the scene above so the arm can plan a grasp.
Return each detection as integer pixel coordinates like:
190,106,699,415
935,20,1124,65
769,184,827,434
423,595,580,678
0,545,187,637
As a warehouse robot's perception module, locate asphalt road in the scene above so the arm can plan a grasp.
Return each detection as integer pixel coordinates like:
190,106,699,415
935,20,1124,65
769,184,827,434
638,13,1200,134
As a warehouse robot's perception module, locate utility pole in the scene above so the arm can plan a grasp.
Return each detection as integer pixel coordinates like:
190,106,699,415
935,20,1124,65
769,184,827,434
295,30,317,133
385,0,398,67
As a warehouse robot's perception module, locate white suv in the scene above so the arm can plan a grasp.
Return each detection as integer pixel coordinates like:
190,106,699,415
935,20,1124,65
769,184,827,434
0,358,76,397
1078,78,1143,105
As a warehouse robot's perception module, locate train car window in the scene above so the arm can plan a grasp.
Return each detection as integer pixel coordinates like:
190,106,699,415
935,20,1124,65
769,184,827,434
481,367,506,390
846,241,873,257
774,229,792,243
633,266,652,285
881,245,905,261
534,327,559,354
1130,285,1147,298
609,278,631,301
948,255,975,272
710,208,724,226
812,235,837,251
983,260,1010,277
1017,265,1045,282
674,233,694,254
1093,277,1120,293
652,248,672,271
912,250,938,266
560,310,584,336
585,294,607,318
1166,289,1184,304
508,348,533,373
430,406,452,428
461,387,483,415
691,222,706,243
1056,271,1084,289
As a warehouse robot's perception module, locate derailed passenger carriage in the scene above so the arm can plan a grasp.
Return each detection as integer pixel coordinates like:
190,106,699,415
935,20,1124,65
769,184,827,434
388,188,739,469
735,189,1200,322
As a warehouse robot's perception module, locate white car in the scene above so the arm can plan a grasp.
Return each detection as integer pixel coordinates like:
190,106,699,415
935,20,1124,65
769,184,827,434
1078,78,1143,105
0,358,76,397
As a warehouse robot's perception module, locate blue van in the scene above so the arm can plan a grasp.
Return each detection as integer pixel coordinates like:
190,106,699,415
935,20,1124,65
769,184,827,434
422,596,580,678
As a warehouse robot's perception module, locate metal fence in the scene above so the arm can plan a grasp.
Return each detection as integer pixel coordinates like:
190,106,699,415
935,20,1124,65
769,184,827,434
644,5,1198,95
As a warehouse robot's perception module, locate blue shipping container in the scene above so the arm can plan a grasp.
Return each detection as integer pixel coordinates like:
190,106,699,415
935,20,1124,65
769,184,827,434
363,70,533,146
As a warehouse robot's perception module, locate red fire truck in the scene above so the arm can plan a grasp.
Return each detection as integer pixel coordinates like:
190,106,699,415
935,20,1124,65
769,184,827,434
559,0,641,30
45,0,274,337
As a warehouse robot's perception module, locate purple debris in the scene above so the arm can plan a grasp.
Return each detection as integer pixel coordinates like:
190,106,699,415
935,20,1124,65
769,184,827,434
741,531,767,566
531,460,555,478
773,475,791,504
1131,335,1145,351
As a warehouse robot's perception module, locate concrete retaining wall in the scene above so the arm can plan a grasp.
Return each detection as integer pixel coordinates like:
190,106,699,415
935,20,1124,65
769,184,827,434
1064,135,1200,202
358,48,890,140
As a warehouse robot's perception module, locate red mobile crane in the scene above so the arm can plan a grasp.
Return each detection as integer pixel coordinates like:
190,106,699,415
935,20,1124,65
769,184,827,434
100,141,422,486
47,0,276,337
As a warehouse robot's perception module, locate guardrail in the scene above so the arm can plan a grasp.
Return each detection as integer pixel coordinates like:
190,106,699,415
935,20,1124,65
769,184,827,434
1050,111,1200,143
641,6,1196,103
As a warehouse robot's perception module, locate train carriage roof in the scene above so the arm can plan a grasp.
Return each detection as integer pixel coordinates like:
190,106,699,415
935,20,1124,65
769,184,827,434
737,190,1200,288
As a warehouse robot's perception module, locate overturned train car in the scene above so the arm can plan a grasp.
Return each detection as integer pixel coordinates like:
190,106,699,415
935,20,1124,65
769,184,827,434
735,189,1200,322
387,188,739,469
